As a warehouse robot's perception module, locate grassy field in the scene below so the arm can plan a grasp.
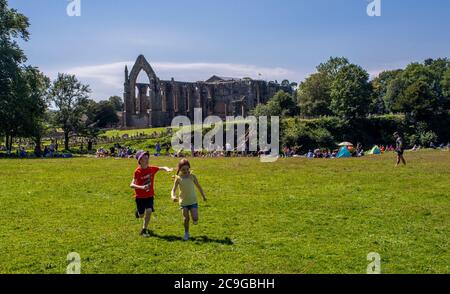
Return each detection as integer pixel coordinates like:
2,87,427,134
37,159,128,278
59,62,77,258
0,151,448,274
102,127,168,138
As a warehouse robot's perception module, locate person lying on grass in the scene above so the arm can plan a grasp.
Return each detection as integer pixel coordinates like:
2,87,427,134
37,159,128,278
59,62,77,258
130,150,173,237
171,159,207,241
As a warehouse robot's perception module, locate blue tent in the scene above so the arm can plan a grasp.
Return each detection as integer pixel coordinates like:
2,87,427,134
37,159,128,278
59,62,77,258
337,146,351,158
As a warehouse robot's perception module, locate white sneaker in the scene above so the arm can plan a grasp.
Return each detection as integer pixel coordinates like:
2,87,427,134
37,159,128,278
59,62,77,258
183,232,190,241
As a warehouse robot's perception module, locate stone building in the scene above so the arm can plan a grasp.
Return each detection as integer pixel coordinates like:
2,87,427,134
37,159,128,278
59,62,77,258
122,55,292,128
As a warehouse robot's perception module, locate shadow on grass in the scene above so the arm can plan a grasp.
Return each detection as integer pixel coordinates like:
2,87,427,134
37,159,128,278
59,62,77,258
149,232,233,245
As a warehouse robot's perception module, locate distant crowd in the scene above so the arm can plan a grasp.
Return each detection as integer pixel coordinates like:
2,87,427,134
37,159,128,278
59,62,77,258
0,142,73,158
1,140,449,159
281,142,450,159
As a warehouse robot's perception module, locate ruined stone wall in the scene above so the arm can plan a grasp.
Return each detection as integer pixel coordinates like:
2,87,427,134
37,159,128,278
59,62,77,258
122,55,292,128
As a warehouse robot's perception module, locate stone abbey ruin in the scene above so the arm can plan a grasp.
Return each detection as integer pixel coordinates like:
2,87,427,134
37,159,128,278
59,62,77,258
122,55,292,128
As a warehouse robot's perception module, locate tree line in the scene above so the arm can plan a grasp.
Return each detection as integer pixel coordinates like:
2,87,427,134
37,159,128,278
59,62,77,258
253,57,450,150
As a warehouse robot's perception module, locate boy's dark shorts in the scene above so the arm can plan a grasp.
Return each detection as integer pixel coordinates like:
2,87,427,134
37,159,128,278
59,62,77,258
136,197,154,215
396,149,404,156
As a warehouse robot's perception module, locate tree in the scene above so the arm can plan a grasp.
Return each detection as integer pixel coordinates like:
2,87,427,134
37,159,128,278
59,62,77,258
393,81,438,124
297,71,332,117
84,99,119,128
0,0,30,151
94,100,119,128
317,57,350,77
15,66,50,147
108,95,124,111
0,66,49,151
49,73,91,150
442,67,450,107
252,90,299,117
425,58,449,81
407,122,438,146
371,69,403,114
296,57,350,118
385,60,449,142
330,64,372,119
428,59,450,110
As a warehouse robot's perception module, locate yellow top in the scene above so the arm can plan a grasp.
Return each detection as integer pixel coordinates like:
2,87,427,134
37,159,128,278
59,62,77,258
176,174,197,206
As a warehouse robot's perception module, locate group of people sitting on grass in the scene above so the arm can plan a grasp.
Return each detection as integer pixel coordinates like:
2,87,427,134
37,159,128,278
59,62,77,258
284,143,395,159
96,145,136,158
0,141,74,158
405,142,450,152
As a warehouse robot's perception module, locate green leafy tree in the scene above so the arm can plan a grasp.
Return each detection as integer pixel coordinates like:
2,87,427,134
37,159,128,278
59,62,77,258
385,63,436,114
83,99,119,128
108,95,124,111
252,90,299,117
16,67,51,146
407,122,438,146
0,0,30,151
387,60,449,141
94,100,119,128
297,71,332,117
393,80,438,123
330,64,372,119
49,73,91,150
371,69,403,114
442,67,450,108
317,57,350,77
295,57,350,118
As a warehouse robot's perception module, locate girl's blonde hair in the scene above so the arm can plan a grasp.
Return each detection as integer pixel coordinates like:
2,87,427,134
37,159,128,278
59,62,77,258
176,158,191,175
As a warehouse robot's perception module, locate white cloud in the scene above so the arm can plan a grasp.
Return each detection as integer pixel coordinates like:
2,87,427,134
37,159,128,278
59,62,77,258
44,61,303,101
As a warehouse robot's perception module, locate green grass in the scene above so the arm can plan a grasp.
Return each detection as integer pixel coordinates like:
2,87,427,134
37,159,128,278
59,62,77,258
0,151,449,274
102,119,261,139
102,127,168,138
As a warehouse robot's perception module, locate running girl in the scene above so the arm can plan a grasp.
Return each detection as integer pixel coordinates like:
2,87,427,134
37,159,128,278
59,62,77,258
171,159,207,241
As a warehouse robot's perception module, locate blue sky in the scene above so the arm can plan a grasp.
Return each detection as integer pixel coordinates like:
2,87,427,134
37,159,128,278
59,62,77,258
9,0,450,99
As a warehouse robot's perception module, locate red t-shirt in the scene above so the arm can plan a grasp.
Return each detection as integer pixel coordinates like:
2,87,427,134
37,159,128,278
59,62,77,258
133,166,160,198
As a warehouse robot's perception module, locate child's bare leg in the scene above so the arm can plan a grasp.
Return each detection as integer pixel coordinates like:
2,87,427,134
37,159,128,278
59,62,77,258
183,208,190,233
191,208,199,225
143,208,152,230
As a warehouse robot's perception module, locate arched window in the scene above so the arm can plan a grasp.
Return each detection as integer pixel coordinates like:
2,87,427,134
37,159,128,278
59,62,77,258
136,70,149,84
173,85,179,112
135,85,140,114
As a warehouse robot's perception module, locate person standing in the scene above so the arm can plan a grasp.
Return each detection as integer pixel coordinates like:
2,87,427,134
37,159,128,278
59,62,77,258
155,142,161,156
394,132,406,167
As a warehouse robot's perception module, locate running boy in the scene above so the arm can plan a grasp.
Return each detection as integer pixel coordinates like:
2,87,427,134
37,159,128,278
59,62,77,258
171,159,207,241
131,150,173,237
